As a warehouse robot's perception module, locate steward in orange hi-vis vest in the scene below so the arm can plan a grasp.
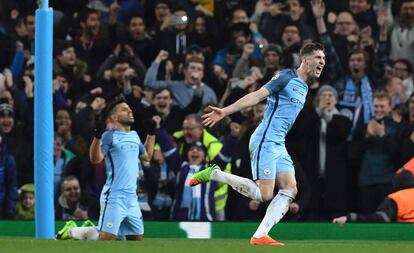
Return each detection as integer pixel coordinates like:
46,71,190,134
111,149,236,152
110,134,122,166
388,188,414,223
338,157,414,224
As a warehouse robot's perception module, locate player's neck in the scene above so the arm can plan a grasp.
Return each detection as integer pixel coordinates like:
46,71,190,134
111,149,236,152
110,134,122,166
114,122,131,132
296,65,309,83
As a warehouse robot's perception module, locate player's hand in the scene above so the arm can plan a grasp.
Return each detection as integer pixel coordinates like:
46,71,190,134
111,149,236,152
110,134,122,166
249,200,260,211
155,50,169,64
289,202,300,214
311,0,326,20
202,105,226,127
143,118,157,135
152,115,162,129
333,216,347,227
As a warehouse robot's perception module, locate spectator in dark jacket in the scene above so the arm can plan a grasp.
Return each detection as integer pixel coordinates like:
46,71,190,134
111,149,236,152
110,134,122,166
359,91,400,212
306,85,352,219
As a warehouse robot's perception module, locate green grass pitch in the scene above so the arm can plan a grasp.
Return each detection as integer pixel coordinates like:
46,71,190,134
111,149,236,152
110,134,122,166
2,238,414,253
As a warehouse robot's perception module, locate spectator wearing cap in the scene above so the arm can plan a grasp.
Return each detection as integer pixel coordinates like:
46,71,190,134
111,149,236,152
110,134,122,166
0,103,33,186
145,50,217,109
154,116,239,221
15,183,34,220
306,85,352,220
0,125,17,219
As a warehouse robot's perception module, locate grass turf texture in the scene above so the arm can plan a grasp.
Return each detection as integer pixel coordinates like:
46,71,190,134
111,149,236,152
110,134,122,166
1,238,414,253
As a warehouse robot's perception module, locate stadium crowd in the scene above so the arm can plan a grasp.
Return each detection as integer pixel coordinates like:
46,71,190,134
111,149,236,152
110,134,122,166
0,0,413,222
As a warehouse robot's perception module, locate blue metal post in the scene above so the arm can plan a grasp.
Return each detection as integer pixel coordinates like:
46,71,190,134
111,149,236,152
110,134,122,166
34,0,54,239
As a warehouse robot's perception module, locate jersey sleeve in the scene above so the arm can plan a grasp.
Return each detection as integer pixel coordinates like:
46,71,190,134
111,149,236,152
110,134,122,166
139,142,145,157
263,70,291,95
100,131,113,155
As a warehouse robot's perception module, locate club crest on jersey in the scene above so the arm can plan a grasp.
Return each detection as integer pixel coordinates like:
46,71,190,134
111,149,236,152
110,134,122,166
263,168,271,175
107,222,113,228
271,72,280,80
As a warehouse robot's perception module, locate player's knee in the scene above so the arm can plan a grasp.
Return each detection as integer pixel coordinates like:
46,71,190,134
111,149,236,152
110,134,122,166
279,187,297,199
126,234,144,241
260,189,274,202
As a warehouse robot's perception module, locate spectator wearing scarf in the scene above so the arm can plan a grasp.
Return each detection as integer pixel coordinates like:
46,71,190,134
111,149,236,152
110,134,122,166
155,122,238,221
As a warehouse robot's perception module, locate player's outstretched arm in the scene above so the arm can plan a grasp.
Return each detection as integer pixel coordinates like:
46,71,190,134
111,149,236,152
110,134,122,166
140,118,157,162
90,138,104,164
202,87,269,127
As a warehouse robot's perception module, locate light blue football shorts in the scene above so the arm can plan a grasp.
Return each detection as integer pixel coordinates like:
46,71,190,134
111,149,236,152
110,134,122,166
98,196,144,236
249,141,295,180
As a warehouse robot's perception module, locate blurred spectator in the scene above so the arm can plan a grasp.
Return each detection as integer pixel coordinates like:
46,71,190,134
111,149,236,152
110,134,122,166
0,103,33,186
156,7,194,63
53,133,75,195
392,59,413,100
359,91,400,212
148,0,172,38
145,51,217,108
0,129,17,219
96,45,147,99
190,14,220,61
73,8,112,76
348,0,379,38
306,85,352,219
388,0,414,65
123,13,155,67
233,43,283,86
393,92,414,167
55,175,99,220
142,87,202,134
383,76,406,104
15,183,34,220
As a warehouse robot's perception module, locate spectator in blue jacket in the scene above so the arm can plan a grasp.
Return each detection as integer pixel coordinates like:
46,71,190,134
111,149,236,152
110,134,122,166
0,131,18,219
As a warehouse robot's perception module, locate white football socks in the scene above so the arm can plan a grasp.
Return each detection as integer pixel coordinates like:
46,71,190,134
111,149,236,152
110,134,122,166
69,227,99,240
210,169,263,201
253,189,295,238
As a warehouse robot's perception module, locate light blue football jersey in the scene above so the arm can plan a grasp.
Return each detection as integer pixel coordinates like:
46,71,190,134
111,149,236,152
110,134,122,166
100,129,145,200
251,68,308,145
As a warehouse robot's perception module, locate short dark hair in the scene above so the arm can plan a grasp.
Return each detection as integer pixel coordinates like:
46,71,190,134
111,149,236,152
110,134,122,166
300,42,325,57
104,95,127,119
393,59,413,74
152,87,172,99
78,8,99,23
348,47,370,65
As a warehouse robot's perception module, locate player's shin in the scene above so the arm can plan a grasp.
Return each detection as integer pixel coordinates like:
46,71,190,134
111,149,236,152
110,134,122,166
253,189,295,238
211,170,263,201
